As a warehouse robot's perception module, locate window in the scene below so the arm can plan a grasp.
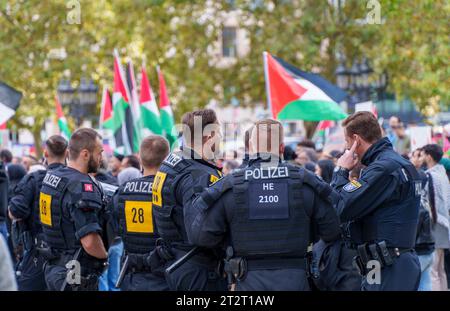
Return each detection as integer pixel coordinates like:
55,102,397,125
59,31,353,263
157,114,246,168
222,27,237,58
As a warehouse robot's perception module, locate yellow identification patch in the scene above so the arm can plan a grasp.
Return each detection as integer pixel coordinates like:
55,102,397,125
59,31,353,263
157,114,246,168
39,192,52,227
125,200,153,233
210,174,220,184
152,172,167,207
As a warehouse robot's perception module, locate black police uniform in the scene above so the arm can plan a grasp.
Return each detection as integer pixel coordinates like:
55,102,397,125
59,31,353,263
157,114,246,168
9,163,64,290
187,155,341,291
113,175,169,291
331,137,421,291
39,166,108,291
152,147,227,291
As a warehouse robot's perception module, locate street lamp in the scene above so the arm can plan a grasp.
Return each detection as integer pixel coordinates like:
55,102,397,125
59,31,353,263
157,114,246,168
57,78,98,126
334,61,350,91
334,55,388,112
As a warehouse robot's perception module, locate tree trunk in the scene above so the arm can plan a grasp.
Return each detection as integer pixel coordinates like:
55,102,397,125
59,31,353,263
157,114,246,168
304,121,319,139
32,128,42,158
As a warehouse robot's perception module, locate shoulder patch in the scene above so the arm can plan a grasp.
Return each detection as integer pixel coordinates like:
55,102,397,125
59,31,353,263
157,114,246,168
343,180,362,192
163,153,182,167
83,183,94,192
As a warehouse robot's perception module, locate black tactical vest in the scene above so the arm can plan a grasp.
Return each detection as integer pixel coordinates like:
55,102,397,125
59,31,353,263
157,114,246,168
39,167,103,250
31,164,64,236
153,151,222,244
39,169,72,249
229,162,311,259
117,175,158,254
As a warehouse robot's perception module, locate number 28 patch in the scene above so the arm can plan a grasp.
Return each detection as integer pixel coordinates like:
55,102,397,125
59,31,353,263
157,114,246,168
343,180,362,192
125,201,153,233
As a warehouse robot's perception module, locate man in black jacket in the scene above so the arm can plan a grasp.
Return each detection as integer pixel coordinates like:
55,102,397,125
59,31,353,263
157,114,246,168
411,148,435,291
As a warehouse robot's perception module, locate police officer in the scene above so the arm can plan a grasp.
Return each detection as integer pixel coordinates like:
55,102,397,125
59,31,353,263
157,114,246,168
152,109,226,291
330,111,421,291
40,128,108,291
187,119,341,291
112,135,170,290
8,135,68,290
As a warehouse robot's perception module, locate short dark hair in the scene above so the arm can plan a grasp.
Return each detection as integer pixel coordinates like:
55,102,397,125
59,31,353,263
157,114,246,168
342,111,382,143
140,135,169,168
0,149,13,163
45,135,68,158
68,128,102,160
253,119,284,152
124,155,141,170
422,144,443,163
181,109,218,144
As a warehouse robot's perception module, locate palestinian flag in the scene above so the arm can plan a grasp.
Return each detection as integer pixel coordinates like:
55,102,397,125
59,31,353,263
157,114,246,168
0,81,22,124
157,66,178,149
99,86,114,130
263,52,347,121
140,66,162,136
112,51,133,155
126,61,143,153
55,96,71,140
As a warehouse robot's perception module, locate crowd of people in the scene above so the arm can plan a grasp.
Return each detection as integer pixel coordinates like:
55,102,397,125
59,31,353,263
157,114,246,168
0,109,449,291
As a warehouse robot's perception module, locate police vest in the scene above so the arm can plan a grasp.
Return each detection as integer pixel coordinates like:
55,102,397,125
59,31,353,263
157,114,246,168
117,176,158,254
229,163,311,259
30,169,48,236
351,152,421,248
39,170,74,250
152,152,222,244
39,167,104,250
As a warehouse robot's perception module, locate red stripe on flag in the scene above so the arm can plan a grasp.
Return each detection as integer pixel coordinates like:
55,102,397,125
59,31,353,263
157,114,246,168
265,53,307,118
55,96,65,119
158,68,170,108
113,57,129,102
139,67,153,104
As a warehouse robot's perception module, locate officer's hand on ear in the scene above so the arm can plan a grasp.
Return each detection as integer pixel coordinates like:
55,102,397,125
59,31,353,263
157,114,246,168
337,141,359,170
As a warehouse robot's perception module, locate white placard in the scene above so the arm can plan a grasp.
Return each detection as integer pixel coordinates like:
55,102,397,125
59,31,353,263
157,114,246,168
409,126,432,151
355,101,374,113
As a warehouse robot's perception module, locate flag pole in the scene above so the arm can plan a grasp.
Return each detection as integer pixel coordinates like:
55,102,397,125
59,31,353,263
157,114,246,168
263,51,273,118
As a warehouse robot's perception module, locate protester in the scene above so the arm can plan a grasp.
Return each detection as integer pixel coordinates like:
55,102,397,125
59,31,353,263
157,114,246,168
411,148,435,291
121,155,141,170
387,116,400,144
392,122,411,156
421,144,450,291
108,154,124,177
315,159,335,183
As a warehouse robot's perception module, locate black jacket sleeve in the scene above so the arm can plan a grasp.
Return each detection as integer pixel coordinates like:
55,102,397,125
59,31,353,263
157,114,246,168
331,162,398,222
8,174,36,220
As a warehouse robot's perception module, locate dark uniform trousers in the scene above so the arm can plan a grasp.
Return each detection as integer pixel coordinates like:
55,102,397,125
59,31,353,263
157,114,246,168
121,272,169,291
236,269,310,291
362,251,420,291
165,248,227,291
